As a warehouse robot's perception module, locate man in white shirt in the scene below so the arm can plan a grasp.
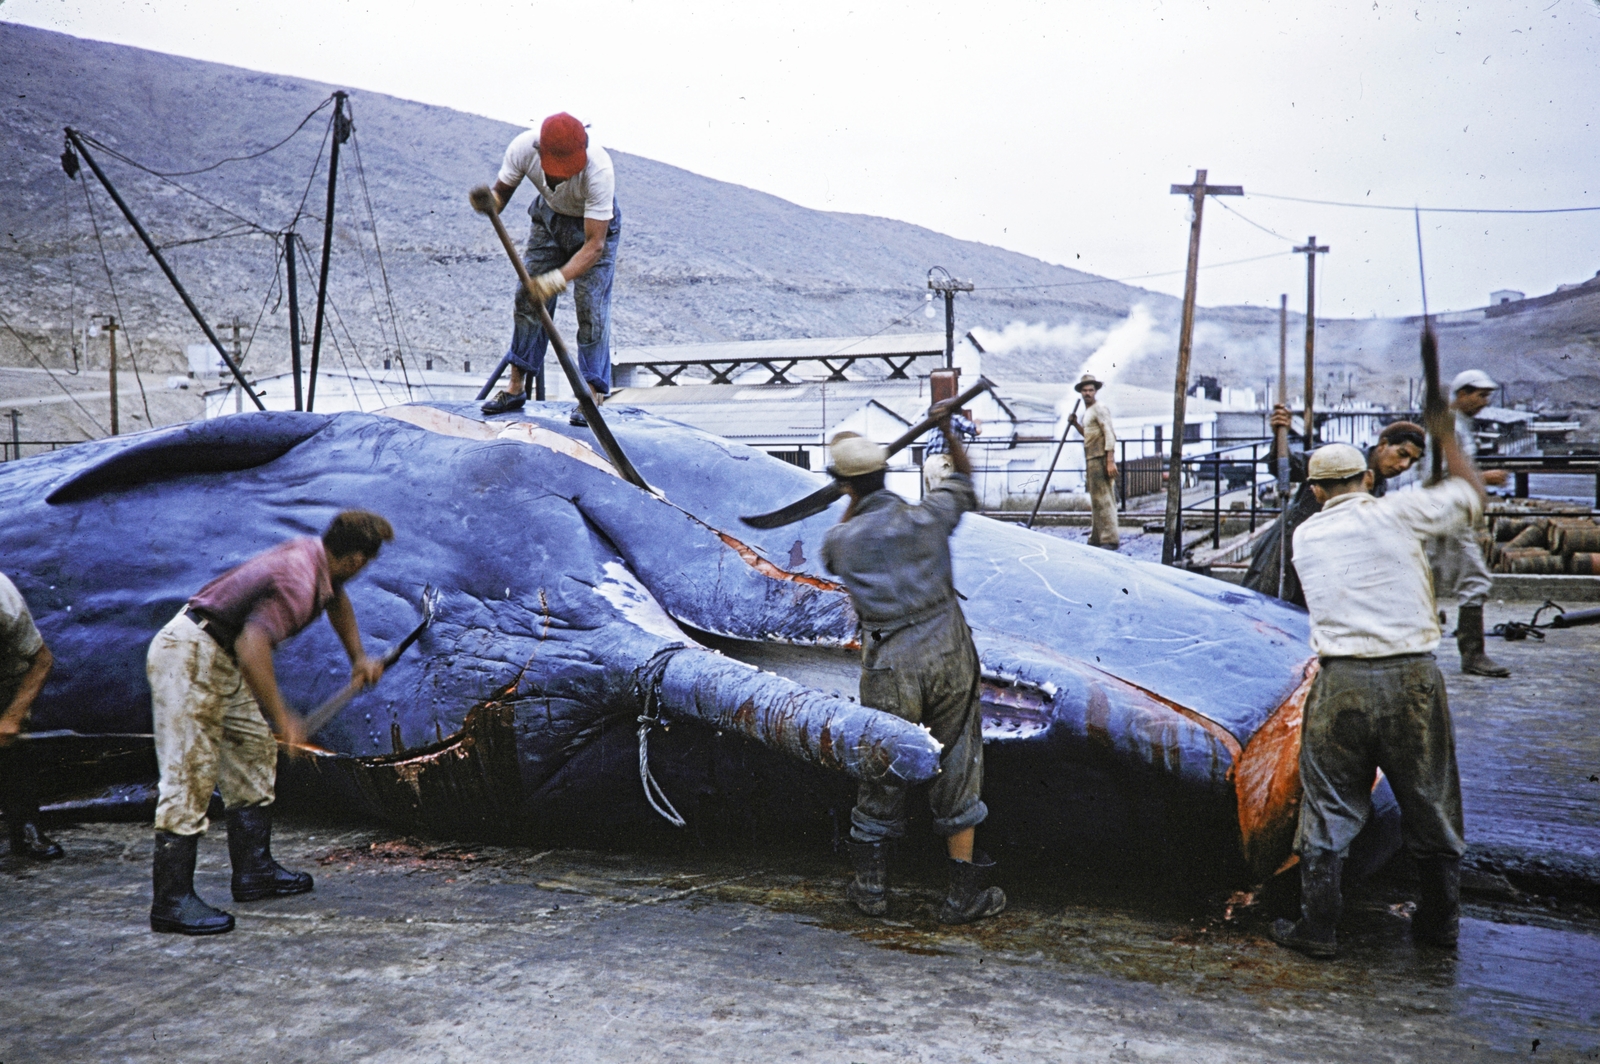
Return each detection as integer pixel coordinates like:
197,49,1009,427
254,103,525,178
0,572,61,860
481,112,620,425
1424,369,1510,677
1067,373,1119,549
1270,422,1485,959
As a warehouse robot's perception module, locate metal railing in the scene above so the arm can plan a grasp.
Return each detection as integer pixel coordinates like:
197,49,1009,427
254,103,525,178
1169,440,1280,552
3,440,84,462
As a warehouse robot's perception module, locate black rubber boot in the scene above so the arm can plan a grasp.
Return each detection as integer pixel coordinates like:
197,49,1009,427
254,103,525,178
227,805,313,902
938,850,1006,925
9,820,64,861
1457,605,1510,677
845,839,889,916
2,752,63,860
1269,849,1342,958
1413,857,1461,947
150,831,234,935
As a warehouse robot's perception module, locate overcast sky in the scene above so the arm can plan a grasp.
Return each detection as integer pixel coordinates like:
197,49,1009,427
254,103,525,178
8,0,1598,319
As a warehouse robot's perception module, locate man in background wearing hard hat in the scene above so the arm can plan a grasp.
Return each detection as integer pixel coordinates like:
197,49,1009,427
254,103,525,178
821,400,1006,926
1068,373,1119,550
481,112,620,426
1270,422,1485,960
1424,369,1511,677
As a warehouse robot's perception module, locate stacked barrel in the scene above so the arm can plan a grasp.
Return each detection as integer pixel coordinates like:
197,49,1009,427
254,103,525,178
1491,517,1600,575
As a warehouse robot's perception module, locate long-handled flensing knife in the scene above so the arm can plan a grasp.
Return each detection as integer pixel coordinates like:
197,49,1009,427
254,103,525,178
741,379,994,529
1025,397,1081,530
303,585,440,738
468,185,650,492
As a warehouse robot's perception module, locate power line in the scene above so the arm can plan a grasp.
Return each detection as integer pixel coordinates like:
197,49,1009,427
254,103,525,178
74,132,275,236
1248,191,1600,215
77,173,154,426
347,119,429,399
77,96,335,179
1212,197,1296,242
0,308,110,435
235,236,288,370
975,251,1295,292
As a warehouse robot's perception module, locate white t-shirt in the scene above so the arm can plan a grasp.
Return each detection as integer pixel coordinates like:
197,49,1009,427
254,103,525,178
1292,477,1482,659
497,129,615,221
1081,402,1115,459
0,572,44,682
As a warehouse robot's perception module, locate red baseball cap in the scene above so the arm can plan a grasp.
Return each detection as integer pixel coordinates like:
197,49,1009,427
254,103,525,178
539,113,588,179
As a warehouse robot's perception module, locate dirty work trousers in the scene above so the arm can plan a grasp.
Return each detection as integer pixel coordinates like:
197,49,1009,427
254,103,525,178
1295,654,1465,861
509,196,621,396
850,603,988,843
1085,458,1120,549
0,678,43,829
1427,519,1493,610
146,611,277,836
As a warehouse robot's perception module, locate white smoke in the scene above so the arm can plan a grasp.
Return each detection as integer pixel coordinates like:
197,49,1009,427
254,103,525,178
1055,304,1165,426
969,319,1108,361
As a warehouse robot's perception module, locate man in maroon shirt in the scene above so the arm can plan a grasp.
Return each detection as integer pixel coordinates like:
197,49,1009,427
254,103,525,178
144,510,393,935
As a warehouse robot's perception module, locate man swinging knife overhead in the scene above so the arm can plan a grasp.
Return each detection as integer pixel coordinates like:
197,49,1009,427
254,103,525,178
1270,423,1484,959
481,112,620,426
821,399,1006,925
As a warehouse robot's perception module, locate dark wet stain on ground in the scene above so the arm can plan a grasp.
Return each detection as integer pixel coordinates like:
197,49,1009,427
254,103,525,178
5,820,1595,1062
0,600,1595,1061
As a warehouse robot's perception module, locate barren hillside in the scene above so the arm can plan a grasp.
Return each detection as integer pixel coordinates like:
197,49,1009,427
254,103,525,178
3,20,1596,440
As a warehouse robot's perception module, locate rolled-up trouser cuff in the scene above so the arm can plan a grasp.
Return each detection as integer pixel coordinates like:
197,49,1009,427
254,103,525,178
850,804,907,844
933,798,988,837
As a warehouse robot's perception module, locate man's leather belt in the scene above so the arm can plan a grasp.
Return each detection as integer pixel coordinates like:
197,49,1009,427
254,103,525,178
862,596,956,643
184,607,235,650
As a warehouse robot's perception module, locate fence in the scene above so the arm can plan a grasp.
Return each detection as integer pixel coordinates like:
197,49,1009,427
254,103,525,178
3,440,84,462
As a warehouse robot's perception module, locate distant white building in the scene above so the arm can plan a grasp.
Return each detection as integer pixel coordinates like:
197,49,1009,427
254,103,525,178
608,333,1231,509
194,366,483,418
1490,289,1524,306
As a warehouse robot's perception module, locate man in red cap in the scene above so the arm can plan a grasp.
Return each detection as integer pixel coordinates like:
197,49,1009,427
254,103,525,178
482,112,620,425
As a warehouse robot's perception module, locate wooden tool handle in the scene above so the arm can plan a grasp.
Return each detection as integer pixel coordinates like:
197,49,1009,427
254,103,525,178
470,186,650,492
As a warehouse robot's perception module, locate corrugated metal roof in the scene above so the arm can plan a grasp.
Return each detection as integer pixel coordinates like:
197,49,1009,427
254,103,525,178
611,381,929,444
1478,406,1536,424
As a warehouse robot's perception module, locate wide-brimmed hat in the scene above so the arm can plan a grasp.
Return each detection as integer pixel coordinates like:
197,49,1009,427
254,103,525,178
539,113,588,180
1307,443,1367,481
1073,373,1104,393
827,432,888,477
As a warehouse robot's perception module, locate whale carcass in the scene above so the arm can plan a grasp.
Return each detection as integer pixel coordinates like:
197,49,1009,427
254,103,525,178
1,402,1349,881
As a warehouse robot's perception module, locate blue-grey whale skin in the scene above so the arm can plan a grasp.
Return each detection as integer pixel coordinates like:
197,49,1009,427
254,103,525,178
1,403,1329,876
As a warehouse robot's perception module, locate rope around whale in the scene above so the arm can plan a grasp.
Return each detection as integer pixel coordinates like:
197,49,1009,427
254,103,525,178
635,648,686,828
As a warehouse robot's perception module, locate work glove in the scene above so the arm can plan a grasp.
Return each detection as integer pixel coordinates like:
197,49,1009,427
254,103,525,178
531,269,568,302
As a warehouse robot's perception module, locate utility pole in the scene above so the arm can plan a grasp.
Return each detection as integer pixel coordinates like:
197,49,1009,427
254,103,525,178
217,316,244,412
105,315,120,435
1275,293,1289,490
308,90,351,412
286,231,304,411
1294,236,1329,447
928,267,974,370
1161,169,1242,566
9,409,20,461
1274,293,1290,600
